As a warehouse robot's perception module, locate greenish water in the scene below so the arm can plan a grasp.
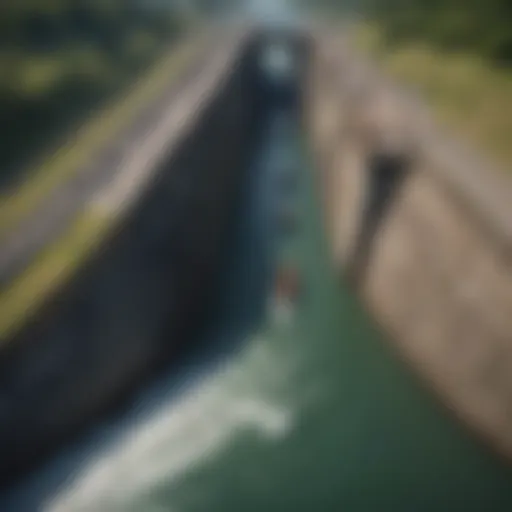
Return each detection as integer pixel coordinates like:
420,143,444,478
3,108,512,511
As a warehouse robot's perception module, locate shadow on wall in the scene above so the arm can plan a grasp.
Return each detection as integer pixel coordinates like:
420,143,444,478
0,28,313,491
0,48,255,490
348,151,414,285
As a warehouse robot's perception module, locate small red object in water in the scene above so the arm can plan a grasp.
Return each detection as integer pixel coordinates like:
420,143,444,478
275,265,301,300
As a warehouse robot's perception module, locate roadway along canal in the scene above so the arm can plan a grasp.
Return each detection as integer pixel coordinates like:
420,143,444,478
3,105,512,512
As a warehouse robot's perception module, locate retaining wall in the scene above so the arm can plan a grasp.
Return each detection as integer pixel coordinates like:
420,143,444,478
307,33,512,459
0,30,261,486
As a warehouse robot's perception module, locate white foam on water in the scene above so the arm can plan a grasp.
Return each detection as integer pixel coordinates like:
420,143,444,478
268,296,295,327
44,334,294,512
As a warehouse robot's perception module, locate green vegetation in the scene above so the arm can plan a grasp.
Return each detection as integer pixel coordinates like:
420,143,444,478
0,210,108,341
355,26,512,170
0,35,203,340
364,0,512,65
353,24,512,168
0,2,210,339
0,0,185,197
311,0,512,65
301,0,512,170
0,37,201,234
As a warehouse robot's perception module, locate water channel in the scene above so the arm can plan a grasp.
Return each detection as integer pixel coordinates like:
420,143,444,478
3,82,512,512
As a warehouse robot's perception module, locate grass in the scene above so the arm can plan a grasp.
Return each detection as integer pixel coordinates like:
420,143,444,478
0,33,203,237
0,210,110,341
354,24,512,171
0,31,206,341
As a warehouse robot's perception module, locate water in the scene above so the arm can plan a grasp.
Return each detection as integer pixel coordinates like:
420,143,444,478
3,108,512,511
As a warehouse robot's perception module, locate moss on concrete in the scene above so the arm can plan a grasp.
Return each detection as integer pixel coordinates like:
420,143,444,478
0,210,111,341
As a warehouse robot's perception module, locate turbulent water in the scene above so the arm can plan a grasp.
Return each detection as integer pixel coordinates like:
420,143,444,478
3,107,512,512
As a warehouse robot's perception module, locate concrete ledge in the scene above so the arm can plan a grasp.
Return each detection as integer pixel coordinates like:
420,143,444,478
307,33,512,459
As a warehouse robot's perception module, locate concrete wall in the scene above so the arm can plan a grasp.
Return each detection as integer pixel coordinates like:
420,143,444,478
0,32,262,486
307,35,512,459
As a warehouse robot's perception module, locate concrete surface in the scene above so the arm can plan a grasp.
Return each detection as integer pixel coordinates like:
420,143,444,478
307,31,512,460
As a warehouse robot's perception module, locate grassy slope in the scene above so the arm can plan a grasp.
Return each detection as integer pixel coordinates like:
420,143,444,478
0,33,199,235
0,32,204,340
354,24,512,171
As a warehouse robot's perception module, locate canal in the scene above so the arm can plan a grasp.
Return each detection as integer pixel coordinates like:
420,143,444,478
3,102,512,512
